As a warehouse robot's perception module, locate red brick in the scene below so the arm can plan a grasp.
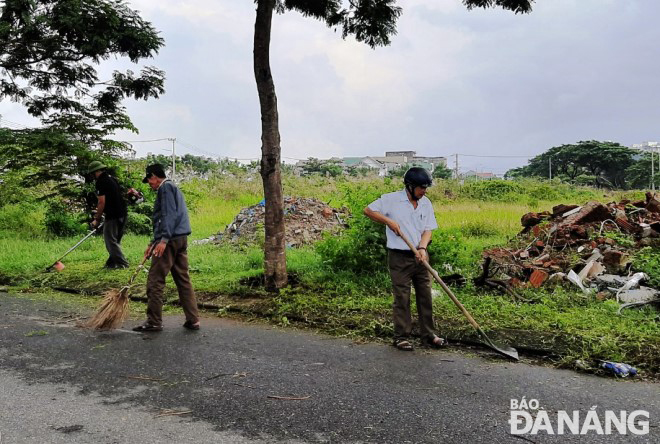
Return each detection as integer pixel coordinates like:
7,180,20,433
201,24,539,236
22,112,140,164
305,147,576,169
529,269,549,288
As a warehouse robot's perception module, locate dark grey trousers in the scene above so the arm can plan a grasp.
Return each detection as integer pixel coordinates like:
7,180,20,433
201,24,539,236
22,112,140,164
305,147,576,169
103,217,128,268
388,249,436,341
146,236,199,326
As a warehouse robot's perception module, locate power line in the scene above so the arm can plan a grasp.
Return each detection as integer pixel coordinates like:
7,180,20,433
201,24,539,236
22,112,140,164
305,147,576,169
452,153,532,159
120,138,171,143
226,157,259,162
176,138,221,159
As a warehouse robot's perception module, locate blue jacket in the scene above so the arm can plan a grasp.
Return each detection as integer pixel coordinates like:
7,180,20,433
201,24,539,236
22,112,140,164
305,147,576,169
152,180,191,243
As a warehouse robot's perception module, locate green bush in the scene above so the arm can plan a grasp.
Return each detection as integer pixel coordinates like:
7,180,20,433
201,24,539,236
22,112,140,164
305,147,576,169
0,202,45,237
460,180,525,202
427,228,470,270
316,183,388,274
456,179,601,205
129,202,153,217
459,220,500,238
124,212,152,235
44,202,87,237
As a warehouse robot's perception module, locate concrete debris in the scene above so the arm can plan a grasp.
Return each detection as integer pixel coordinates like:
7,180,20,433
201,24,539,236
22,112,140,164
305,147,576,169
614,272,647,303
617,288,659,304
567,270,592,294
482,194,660,303
195,197,349,248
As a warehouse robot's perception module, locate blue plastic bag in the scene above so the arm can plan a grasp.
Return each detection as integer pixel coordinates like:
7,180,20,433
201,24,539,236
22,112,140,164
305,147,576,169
601,361,637,377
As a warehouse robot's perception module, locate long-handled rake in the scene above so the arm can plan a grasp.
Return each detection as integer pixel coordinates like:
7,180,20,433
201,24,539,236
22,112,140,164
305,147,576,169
399,233,519,361
86,249,152,330
46,222,104,272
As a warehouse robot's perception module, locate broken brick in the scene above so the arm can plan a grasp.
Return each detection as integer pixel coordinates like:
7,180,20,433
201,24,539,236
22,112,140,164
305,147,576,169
615,217,638,234
521,212,543,227
646,191,660,213
552,204,579,218
560,201,611,226
602,250,628,266
529,269,549,288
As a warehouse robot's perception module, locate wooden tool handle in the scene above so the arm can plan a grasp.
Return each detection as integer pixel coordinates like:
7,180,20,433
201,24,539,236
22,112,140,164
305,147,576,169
398,233,482,331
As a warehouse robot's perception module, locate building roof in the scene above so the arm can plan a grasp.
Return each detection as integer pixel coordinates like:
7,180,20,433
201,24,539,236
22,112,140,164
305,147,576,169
342,157,365,166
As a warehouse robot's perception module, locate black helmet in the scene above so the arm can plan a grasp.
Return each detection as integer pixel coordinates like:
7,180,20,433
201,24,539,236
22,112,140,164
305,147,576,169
404,167,432,187
404,167,432,201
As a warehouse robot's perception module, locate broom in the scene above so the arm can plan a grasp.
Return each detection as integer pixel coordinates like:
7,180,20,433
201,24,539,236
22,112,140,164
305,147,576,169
86,248,153,330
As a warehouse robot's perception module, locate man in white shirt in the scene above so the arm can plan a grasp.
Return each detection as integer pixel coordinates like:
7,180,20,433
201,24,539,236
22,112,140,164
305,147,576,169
364,167,446,351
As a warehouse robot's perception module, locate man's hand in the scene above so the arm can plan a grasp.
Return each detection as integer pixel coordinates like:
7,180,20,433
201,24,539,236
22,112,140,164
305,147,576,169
386,220,402,236
151,241,167,258
415,248,428,263
144,244,154,260
90,219,99,229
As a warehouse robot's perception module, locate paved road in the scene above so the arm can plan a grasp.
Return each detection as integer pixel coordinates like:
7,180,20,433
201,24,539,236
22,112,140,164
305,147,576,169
0,292,658,443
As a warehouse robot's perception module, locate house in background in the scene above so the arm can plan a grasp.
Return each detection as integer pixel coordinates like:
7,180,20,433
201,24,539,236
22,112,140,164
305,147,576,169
632,141,660,152
462,170,497,180
294,151,448,176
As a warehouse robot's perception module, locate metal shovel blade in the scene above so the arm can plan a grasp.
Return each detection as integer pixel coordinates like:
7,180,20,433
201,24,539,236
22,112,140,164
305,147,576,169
477,327,519,361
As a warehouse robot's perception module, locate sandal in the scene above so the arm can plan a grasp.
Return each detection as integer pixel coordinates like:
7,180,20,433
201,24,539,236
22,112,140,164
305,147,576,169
132,322,163,332
394,339,414,351
183,320,200,330
425,336,447,349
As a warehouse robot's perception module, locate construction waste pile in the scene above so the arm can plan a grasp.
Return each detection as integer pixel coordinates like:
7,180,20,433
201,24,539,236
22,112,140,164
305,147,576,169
479,192,660,309
197,197,348,248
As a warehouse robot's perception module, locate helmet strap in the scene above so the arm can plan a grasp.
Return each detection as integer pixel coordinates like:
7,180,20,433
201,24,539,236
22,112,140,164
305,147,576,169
406,183,420,201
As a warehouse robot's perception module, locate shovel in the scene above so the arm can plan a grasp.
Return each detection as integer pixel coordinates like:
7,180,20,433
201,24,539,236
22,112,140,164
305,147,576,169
399,233,519,361
46,222,104,272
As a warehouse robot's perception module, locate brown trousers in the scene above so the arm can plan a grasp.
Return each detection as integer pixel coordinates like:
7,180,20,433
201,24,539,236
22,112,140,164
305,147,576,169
146,236,198,326
388,249,436,341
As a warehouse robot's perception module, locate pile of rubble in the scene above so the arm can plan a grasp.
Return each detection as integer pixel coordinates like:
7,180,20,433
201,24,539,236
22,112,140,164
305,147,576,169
198,197,348,248
480,192,660,307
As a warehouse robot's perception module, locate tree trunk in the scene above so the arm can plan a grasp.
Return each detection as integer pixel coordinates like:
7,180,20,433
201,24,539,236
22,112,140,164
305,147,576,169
253,0,287,291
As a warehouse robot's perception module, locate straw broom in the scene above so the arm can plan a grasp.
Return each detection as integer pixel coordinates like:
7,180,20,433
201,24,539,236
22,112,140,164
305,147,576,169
86,251,152,330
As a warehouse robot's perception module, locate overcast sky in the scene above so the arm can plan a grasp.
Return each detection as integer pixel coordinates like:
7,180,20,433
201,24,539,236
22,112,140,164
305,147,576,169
2,0,659,174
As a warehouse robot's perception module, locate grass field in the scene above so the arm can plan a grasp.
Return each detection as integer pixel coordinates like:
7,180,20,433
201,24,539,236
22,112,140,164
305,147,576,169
0,176,658,377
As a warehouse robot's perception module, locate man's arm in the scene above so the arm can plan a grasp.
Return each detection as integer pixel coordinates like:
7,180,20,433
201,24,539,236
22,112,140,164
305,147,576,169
152,185,177,258
418,230,432,249
415,230,433,262
363,206,402,236
91,195,105,228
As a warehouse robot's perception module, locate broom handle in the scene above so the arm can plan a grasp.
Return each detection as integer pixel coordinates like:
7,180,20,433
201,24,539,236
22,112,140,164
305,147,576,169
125,246,154,287
398,233,482,331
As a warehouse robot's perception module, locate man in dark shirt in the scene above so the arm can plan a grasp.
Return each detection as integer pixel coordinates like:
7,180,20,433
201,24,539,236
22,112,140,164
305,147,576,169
87,161,129,269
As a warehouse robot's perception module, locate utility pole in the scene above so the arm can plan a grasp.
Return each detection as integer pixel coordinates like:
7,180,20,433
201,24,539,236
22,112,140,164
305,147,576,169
549,156,552,180
653,149,656,192
454,153,459,180
168,137,176,182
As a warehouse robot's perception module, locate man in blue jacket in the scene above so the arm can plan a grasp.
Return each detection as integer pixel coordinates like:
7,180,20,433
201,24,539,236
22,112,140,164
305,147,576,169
133,164,200,332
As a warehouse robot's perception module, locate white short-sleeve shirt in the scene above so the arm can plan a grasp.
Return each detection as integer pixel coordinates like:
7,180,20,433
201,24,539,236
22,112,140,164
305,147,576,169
368,189,438,250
